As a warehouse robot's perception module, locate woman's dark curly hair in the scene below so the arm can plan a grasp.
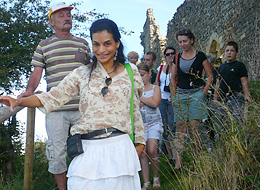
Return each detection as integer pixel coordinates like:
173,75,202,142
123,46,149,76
89,18,125,78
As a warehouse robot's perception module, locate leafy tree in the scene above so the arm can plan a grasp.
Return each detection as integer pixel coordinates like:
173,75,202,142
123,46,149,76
0,0,133,93
0,116,24,182
0,0,53,93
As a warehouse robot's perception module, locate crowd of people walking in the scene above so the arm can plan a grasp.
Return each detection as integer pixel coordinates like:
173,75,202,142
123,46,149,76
0,2,252,190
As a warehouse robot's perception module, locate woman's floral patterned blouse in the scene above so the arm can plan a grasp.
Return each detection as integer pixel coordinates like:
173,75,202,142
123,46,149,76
36,62,145,145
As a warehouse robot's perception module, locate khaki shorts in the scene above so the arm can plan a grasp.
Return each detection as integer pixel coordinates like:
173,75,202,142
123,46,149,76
46,111,80,174
172,89,208,122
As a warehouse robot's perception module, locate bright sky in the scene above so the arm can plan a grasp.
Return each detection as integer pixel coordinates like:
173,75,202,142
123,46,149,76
16,0,184,141
79,0,185,57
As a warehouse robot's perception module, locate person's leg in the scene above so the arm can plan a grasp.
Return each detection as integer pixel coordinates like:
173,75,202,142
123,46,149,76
54,172,67,190
204,96,216,143
166,101,177,161
46,112,70,190
188,90,207,150
140,145,150,189
61,111,80,188
188,119,201,151
166,100,176,135
146,138,160,188
146,139,159,177
169,141,177,162
164,140,173,158
207,104,216,143
172,93,189,170
159,100,172,157
227,93,245,122
174,120,187,169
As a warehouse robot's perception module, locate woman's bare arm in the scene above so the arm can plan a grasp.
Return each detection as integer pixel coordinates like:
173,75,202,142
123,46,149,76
140,85,161,108
0,95,43,112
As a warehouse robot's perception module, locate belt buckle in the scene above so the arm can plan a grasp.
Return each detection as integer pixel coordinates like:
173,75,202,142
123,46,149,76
104,128,110,137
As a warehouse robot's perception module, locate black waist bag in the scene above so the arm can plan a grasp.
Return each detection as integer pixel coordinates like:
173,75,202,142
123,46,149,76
67,134,83,159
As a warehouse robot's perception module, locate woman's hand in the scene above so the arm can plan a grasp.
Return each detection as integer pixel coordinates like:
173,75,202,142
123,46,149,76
135,144,145,157
245,95,252,103
0,96,19,112
202,89,207,95
140,101,145,108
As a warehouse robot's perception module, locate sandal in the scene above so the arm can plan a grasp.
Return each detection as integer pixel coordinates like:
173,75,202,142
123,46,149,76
141,182,150,190
153,177,160,188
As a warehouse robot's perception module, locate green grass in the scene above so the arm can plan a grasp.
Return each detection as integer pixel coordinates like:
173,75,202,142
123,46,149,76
138,80,260,189
1,81,259,189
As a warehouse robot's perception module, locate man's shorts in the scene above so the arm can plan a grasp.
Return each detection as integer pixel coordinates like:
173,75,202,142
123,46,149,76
172,89,208,122
46,110,80,174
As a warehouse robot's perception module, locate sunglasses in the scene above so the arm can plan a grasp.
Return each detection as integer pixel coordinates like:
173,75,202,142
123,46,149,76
165,52,175,57
101,77,112,96
177,29,189,35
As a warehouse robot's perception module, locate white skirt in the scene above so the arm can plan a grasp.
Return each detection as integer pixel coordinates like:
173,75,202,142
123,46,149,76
67,134,141,190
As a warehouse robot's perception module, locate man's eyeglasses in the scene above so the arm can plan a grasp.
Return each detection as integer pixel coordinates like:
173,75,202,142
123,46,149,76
101,77,112,96
129,57,138,60
165,52,175,57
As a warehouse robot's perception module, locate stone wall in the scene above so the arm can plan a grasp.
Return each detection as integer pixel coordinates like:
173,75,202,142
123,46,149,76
166,0,260,80
140,8,167,70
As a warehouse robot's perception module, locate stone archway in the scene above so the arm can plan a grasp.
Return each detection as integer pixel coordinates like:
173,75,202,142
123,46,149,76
206,33,225,62
209,40,220,59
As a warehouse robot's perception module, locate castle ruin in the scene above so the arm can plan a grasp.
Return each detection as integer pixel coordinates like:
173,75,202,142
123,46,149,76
140,8,167,70
141,0,260,80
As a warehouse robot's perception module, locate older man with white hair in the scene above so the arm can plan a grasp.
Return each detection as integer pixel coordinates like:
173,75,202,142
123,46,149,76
18,2,91,189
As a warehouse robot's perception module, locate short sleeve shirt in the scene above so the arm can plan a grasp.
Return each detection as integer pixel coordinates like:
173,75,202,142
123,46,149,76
31,35,91,111
217,60,248,95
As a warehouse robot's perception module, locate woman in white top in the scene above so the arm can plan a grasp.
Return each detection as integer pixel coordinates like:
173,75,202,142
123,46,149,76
138,63,163,189
0,19,145,190
156,46,176,164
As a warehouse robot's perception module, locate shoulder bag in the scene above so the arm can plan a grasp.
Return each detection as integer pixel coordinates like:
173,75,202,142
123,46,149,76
124,63,135,143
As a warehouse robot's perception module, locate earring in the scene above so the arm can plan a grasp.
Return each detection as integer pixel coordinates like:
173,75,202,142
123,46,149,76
114,49,118,61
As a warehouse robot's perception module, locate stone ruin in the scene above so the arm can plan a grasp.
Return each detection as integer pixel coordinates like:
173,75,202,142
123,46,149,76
141,0,260,80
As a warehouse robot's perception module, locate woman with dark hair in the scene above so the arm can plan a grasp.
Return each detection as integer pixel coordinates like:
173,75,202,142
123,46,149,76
156,46,176,165
0,18,145,189
170,29,213,171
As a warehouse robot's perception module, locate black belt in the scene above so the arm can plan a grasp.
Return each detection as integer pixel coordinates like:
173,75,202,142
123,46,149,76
81,127,124,140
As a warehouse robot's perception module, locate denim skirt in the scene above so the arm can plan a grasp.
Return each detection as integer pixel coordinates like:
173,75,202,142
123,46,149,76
172,89,208,122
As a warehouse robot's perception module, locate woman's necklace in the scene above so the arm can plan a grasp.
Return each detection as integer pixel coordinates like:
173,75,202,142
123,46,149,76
107,64,117,75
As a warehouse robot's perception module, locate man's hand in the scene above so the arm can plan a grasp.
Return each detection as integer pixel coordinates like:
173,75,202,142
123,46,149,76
135,144,145,157
18,91,33,99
